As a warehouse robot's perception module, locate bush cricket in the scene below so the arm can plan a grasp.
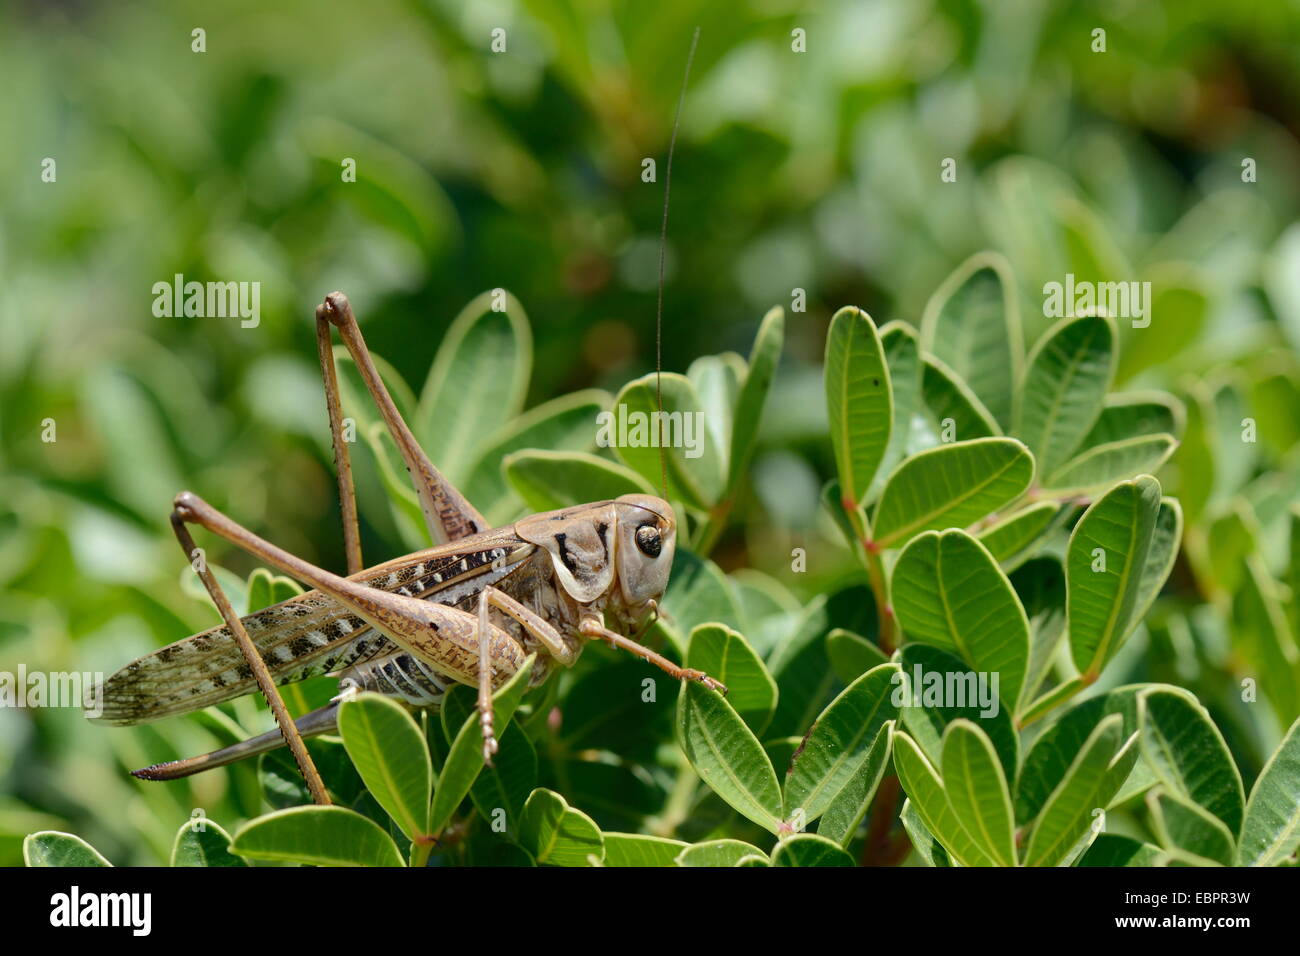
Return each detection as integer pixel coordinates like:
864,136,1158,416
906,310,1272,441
88,29,720,807
90,291,725,805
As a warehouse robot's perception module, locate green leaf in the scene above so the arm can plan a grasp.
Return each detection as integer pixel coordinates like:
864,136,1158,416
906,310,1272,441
817,723,894,847
922,355,1000,440
685,623,778,735
728,306,785,491
676,681,783,833
333,342,420,443
612,373,725,509
920,251,1023,428
1015,314,1116,480
1012,557,1068,706
602,833,687,867
465,840,536,867
872,322,923,501
1016,684,1151,825
1172,384,1215,525
900,799,951,866
441,691,537,831
1077,834,1164,867
892,530,1030,712
361,423,427,549
784,663,900,824
690,354,742,462
170,819,247,867
1080,394,1181,448
766,597,843,739
872,438,1034,548
978,502,1061,572
1018,678,1088,729
658,549,744,657
417,289,532,483
503,449,655,512
245,567,303,612
553,759,657,833
898,643,1019,784
1148,789,1235,865
23,831,112,867
1204,502,1258,598
1290,506,1300,642
463,389,609,525
304,119,453,255
676,840,768,867
338,692,433,843
1067,476,1178,676
825,305,892,507
825,627,889,684
1116,274,1208,383
428,655,535,837
941,720,1017,866
258,739,367,811
893,731,994,867
230,806,404,867
1238,715,1300,866
558,657,670,761
1042,434,1177,496
518,788,604,866
1266,222,1300,352
1023,714,1139,867
1138,687,1245,837
771,834,855,866
1232,555,1299,720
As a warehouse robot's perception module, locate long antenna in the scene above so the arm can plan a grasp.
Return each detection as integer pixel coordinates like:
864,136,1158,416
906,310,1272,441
655,26,700,498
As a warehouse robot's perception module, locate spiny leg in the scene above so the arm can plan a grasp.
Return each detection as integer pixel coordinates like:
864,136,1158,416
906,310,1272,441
474,585,579,763
579,617,728,695
169,509,331,806
315,310,364,575
171,491,528,694
317,292,487,545
475,590,496,764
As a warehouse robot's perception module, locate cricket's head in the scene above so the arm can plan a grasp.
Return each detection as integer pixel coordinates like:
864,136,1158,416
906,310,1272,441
516,494,676,629
612,494,676,621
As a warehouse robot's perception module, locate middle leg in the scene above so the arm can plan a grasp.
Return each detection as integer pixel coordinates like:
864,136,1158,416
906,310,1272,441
474,585,578,763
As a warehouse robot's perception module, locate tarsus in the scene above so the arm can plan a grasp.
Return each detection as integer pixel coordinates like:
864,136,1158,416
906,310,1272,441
656,25,700,499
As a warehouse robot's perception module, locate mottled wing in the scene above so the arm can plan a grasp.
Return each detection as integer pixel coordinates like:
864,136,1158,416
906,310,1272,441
91,530,534,724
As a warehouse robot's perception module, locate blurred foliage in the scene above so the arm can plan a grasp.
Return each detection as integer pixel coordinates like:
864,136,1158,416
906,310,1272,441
4,0,1300,865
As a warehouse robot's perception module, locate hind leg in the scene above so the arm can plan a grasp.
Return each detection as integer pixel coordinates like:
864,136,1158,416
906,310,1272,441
169,509,332,805
316,292,488,546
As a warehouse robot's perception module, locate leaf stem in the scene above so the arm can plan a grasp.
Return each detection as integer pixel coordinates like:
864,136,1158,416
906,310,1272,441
410,837,434,869
846,500,896,653
650,760,700,838
693,497,734,557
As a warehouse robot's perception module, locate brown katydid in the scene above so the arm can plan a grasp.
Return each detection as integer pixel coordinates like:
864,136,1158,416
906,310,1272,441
88,28,717,808
90,291,725,804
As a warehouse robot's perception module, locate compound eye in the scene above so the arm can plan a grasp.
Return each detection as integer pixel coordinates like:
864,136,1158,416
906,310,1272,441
634,523,662,559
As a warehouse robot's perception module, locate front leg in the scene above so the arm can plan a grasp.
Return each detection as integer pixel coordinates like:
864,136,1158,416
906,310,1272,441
578,616,728,695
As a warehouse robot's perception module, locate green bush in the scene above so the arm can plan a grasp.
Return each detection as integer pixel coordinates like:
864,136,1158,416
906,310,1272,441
24,268,1300,867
